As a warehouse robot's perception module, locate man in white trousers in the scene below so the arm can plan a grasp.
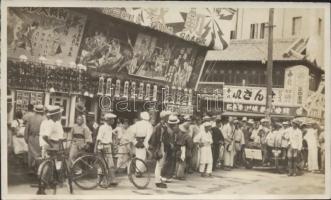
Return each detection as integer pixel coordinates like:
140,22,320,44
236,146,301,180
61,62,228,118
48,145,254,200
130,112,153,176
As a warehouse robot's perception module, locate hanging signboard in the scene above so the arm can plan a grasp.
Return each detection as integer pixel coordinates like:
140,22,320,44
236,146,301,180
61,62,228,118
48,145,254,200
16,90,44,113
224,102,302,116
223,86,297,106
7,8,87,65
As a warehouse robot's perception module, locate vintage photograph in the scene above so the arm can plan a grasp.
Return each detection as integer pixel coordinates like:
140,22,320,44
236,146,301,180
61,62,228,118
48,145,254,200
1,1,330,199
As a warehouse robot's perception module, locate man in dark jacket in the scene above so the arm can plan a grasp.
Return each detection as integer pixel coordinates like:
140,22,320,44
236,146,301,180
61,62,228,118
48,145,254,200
148,111,172,188
211,119,224,170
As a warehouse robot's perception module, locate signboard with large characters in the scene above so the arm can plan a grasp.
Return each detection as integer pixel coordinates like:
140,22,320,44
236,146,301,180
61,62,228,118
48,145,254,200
223,86,296,106
78,16,201,88
93,7,236,50
7,8,87,65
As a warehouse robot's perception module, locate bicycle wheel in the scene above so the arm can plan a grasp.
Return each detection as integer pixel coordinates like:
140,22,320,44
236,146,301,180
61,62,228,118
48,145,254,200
36,159,57,195
62,160,74,194
128,158,150,189
71,154,106,190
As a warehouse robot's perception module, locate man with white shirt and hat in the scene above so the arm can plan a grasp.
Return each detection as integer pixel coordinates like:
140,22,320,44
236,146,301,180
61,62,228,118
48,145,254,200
287,119,303,176
39,105,64,158
96,112,118,186
129,112,153,176
195,121,213,177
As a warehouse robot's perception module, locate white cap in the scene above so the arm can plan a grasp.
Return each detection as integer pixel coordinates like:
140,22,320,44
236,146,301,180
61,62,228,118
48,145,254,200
140,112,150,121
203,122,212,127
104,113,117,119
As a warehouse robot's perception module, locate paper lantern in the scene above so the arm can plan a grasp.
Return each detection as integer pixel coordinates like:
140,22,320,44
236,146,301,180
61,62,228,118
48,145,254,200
123,81,129,98
145,83,151,101
152,85,158,101
97,77,105,96
115,80,121,97
138,82,144,100
105,78,112,97
131,81,136,99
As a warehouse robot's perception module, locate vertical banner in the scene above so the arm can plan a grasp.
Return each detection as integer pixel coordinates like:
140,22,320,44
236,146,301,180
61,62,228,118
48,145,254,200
131,81,136,99
7,8,87,65
145,83,151,101
115,79,121,97
153,85,158,102
138,83,144,100
123,81,129,98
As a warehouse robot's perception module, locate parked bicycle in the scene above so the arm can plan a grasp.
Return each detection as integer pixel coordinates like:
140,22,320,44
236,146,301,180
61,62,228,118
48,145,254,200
36,139,73,195
71,141,151,190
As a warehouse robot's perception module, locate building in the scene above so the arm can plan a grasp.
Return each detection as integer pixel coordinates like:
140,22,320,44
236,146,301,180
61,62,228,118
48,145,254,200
196,8,325,120
7,7,236,124
233,8,325,69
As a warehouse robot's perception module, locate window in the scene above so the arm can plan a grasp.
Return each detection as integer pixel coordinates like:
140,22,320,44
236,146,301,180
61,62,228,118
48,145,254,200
250,24,259,39
260,23,267,39
292,17,302,36
318,18,322,36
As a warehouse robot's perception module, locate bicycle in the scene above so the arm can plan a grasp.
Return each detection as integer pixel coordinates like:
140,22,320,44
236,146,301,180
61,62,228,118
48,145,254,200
36,139,73,195
71,142,151,190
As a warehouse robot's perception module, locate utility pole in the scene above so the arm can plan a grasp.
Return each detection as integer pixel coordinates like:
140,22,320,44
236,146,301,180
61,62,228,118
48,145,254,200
266,8,274,121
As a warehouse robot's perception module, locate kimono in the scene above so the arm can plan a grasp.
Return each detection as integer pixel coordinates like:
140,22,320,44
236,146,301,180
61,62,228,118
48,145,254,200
195,128,213,174
304,128,319,171
222,123,235,167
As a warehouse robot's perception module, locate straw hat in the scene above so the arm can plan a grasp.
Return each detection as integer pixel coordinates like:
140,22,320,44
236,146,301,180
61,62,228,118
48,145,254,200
33,104,44,113
168,114,179,124
160,110,172,119
179,124,189,132
203,122,212,127
248,119,255,124
104,113,117,119
46,105,63,116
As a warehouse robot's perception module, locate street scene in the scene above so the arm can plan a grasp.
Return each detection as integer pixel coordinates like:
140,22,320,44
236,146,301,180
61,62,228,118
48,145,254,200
2,1,328,199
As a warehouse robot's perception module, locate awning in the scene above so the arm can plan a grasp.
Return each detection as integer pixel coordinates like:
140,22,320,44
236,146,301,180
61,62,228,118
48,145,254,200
222,111,294,119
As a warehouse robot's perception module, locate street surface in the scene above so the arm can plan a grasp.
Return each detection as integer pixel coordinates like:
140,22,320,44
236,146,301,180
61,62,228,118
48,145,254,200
8,168,325,195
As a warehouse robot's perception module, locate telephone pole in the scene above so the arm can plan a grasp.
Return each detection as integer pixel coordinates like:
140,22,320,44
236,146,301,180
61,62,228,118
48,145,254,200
266,8,274,121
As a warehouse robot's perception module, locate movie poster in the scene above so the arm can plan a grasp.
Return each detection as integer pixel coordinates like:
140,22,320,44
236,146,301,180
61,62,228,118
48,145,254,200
7,8,87,65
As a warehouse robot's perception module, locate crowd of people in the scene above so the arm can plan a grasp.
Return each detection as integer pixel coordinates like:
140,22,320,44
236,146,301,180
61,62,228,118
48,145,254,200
9,104,325,190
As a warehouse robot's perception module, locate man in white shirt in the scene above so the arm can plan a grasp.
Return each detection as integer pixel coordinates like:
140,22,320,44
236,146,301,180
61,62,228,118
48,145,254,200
39,106,64,158
287,120,303,176
96,112,118,186
129,112,153,176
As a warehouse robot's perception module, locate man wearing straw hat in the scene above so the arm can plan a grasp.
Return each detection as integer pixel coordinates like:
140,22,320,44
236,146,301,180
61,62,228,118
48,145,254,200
96,112,118,186
24,104,45,173
39,105,64,158
287,119,303,176
149,110,172,188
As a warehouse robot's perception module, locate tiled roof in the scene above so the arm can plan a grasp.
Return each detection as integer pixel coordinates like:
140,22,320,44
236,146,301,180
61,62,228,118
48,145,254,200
205,38,307,61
